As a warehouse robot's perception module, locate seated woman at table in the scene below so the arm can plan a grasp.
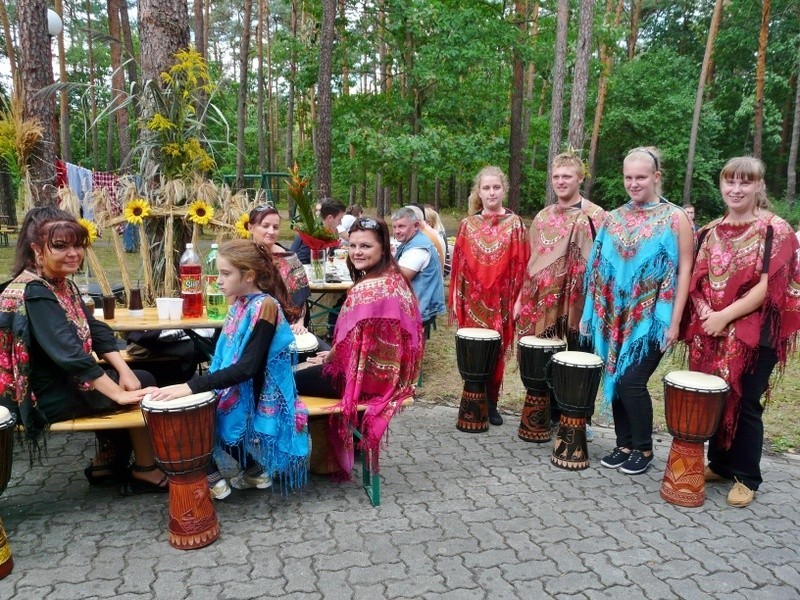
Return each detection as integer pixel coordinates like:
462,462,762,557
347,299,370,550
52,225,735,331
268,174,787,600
0,207,164,492
148,239,310,499
295,217,423,478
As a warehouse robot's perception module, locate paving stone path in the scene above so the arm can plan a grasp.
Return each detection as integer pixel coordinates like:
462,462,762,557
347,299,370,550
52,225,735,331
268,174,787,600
1,402,799,599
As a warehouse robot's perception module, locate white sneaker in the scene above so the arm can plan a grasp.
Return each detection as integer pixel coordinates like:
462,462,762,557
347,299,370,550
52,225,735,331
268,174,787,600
209,478,231,500
232,468,272,490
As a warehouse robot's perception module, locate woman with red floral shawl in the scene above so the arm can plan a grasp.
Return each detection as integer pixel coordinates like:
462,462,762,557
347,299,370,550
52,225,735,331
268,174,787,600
682,157,800,508
295,217,423,477
450,166,529,426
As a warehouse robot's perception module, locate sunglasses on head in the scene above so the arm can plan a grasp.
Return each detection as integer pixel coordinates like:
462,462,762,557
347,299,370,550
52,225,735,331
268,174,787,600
253,202,276,212
352,217,379,231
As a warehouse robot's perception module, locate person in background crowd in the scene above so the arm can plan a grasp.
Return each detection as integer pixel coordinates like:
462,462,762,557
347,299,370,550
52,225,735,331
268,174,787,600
338,204,363,242
581,147,693,475
450,166,529,426
682,156,800,507
683,203,700,232
392,206,446,327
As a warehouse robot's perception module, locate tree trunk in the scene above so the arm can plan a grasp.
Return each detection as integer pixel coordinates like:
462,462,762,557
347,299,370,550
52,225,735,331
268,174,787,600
0,159,17,225
586,0,624,198
508,0,526,213
138,0,190,85
87,0,99,168
106,105,116,171
339,0,349,96
0,2,18,90
256,0,266,173
194,0,205,60
546,0,569,205
787,59,800,203
109,0,132,171
753,0,771,159
567,0,594,151
628,0,642,60
285,0,298,170
683,0,724,205
54,0,71,163
316,0,335,199
235,0,253,191
119,0,138,97
521,1,539,156
19,0,58,206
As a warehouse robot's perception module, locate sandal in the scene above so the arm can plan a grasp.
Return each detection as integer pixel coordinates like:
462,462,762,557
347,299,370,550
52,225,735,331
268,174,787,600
84,462,118,486
129,464,169,494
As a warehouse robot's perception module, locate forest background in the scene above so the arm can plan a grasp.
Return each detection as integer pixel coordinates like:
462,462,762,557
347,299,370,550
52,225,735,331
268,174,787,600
1,0,799,223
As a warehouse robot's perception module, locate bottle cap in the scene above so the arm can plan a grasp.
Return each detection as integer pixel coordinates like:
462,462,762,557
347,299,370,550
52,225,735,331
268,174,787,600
186,243,194,249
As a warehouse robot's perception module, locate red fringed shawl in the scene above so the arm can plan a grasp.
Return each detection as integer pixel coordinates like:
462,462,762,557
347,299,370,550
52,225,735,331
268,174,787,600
449,211,529,354
683,212,800,447
324,270,423,476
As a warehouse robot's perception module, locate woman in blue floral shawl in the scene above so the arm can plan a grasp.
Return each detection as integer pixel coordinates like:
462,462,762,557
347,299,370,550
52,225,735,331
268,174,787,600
151,240,309,499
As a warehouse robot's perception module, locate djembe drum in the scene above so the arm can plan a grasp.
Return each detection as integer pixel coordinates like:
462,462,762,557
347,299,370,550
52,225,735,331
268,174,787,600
549,351,603,470
660,371,728,507
294,331,320,365
517,337,566,442
455,328,502,432
0,406,15,579
141,392,220,550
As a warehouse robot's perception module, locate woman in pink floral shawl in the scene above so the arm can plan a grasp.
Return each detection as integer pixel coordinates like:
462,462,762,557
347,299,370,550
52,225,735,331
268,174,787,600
295,217,423,477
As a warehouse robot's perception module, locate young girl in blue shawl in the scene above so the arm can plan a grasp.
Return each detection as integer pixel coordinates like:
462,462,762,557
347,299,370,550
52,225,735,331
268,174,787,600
150,239,309,499
581,147,694,476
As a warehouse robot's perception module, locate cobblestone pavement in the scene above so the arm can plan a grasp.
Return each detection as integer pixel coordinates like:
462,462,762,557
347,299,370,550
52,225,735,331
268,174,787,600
1,402,799,599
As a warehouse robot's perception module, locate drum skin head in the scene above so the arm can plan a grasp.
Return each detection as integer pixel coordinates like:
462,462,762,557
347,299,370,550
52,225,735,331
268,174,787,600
664,370,728,392
519,336,566,349
142,391,216,411
551,351,603,367
456,327,501,340
294,332,319,353
0,406,12,427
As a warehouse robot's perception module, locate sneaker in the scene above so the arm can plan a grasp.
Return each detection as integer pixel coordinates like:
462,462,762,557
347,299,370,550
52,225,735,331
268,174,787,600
209,478,232,500
618,450,653,475
600,447,631,469
704,465,726,482
727,480,755,507
232,466,273,490
585,425,594,442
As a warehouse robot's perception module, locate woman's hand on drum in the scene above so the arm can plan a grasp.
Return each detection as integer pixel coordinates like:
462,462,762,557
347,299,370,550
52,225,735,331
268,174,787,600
115,387,158,406
147,383,193,402
117,369,142,392
700,310,729,337
290,321,308,336
306,350,330,365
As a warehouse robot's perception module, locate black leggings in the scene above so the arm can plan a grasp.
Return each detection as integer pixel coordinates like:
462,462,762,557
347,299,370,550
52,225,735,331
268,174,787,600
612,343,664,452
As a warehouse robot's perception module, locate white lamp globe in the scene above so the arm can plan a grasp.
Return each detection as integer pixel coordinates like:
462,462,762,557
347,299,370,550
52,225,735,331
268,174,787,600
47,9,63,37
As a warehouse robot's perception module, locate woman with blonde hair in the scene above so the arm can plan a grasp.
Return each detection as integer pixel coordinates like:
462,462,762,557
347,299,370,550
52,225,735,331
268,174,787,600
682,156,800,507
450,166,529,425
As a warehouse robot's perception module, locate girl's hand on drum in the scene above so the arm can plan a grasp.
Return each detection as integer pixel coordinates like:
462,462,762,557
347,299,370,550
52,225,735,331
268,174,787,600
290,321,308,335
148,383,193,402
306,350,330,365
700,311,729,337
115,386,158,405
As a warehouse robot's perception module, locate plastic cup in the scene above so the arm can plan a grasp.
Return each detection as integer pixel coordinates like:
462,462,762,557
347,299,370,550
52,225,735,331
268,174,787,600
156,298,170,320
102,296,116,320
128,288,143,310
168,298,184,320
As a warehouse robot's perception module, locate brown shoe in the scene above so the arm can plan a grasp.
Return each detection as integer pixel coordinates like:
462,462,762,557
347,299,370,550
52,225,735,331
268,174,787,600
726,480,755,507
704,465,726,482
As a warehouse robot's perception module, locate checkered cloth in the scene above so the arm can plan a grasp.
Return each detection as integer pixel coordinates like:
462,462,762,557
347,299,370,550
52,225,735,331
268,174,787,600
93,172,124,233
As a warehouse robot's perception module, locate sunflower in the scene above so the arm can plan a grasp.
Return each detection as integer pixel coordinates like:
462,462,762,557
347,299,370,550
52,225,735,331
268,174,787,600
78,218,98,245
235,213,251,239
187,199,214,226
124,198,151,225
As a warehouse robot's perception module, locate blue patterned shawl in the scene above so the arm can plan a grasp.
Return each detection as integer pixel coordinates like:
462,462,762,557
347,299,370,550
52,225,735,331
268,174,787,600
580,200,681,404
211,293,309,491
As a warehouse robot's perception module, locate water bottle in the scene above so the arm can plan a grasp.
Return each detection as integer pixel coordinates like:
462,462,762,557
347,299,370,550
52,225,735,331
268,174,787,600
205,243,226,320
179,243,203,318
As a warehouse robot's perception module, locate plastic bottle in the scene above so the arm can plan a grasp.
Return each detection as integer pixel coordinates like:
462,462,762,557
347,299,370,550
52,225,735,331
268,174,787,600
179,243,203,318
205,243,226,320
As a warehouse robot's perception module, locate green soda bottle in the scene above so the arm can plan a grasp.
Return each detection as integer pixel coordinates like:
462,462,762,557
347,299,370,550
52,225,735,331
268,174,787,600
205,243,226,320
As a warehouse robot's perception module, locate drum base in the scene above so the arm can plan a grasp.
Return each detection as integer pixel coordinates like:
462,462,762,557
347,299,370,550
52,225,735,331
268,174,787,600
660,438,706,508
167,472,220,550
0,517,12,579
456,386,489,433
551,415,589,471
518,392,551,443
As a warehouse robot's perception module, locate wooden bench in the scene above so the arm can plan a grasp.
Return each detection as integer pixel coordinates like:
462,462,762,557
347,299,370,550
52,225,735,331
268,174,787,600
42,395,414,506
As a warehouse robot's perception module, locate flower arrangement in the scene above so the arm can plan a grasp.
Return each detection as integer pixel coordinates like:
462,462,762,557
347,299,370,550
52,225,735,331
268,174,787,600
187,199,214,225
235,213,251,239
287,163,339,248
124,198,151,225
